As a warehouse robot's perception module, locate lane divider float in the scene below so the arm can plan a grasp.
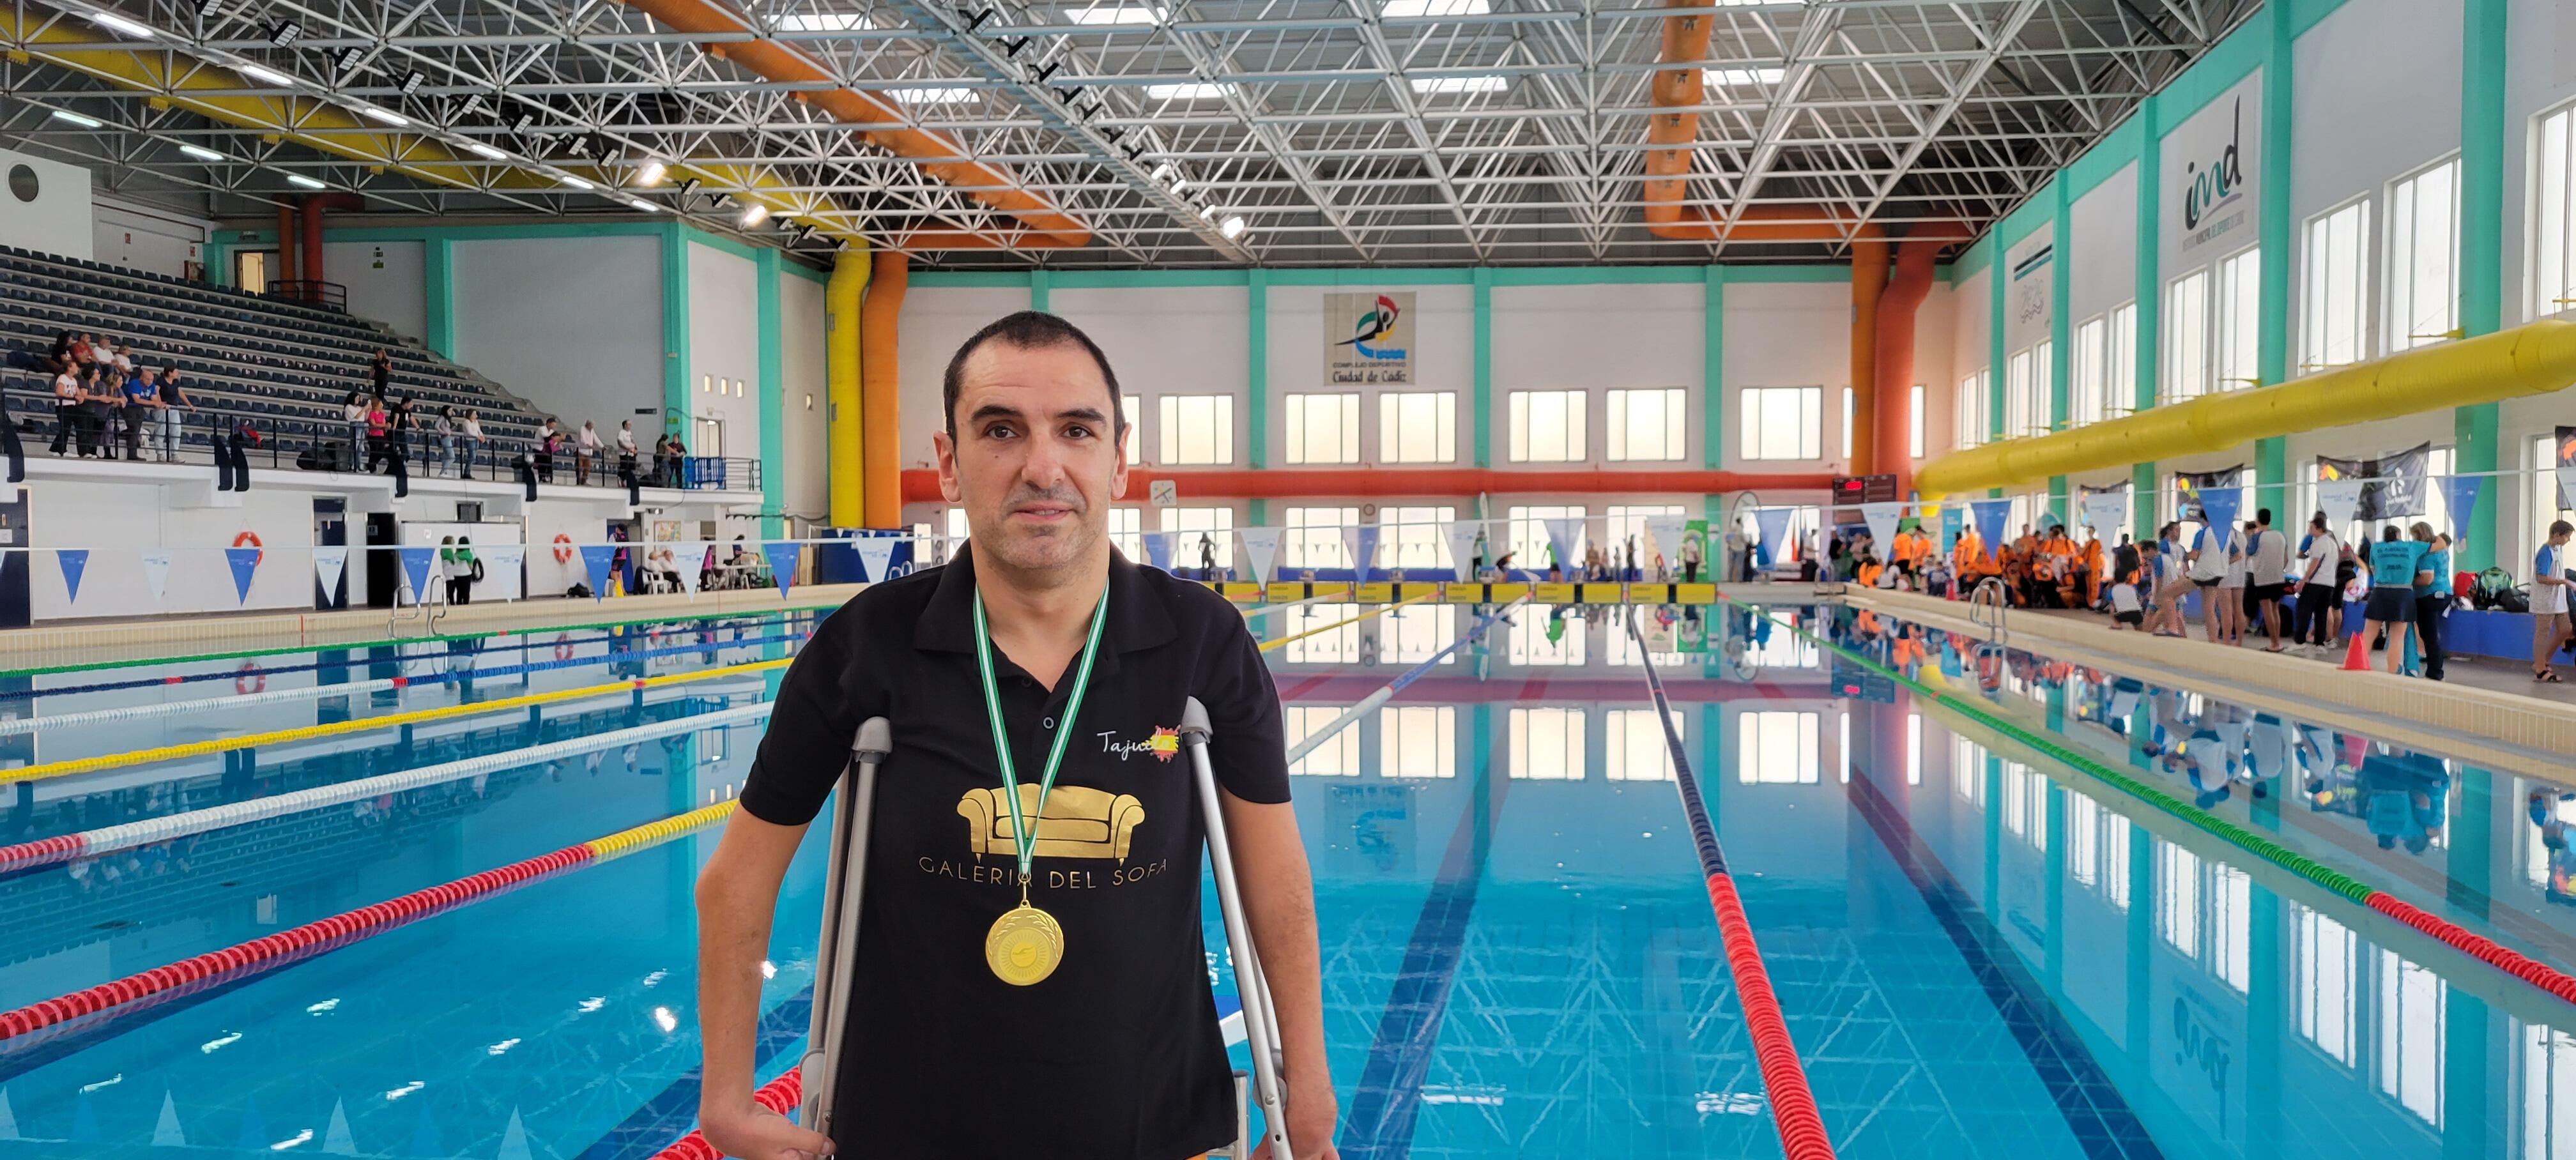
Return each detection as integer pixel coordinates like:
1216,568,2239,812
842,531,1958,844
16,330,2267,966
0,705,774,874
1629,613,1837,1160
0,799,744,1043
648,1069,805,1160
0,659,790,788
1254,591,1439,655
1284,599,1524,765
1730,597,2576,1011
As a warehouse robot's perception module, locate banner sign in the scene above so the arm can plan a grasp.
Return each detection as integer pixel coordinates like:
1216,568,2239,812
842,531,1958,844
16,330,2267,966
1324,292,1414,385
2317,478,2365,531
484,544,525,600
2166,78,2260,263
2079,485,2128,542
139,549,170,602
2174,467,2243,523
2439,475,2483,547
1751,509,1791,568
1240,527,1283,583
1643,514,1685,570
2317,442,2430,521
1940,505,1964,554
675,542,710,597
2556,426,2576,514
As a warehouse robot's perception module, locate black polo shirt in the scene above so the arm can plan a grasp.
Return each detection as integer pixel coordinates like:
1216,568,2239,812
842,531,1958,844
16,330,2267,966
740,545,1291,1160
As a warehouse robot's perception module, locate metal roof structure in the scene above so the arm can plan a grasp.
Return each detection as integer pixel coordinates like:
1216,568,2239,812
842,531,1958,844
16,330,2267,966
3,0,2257,268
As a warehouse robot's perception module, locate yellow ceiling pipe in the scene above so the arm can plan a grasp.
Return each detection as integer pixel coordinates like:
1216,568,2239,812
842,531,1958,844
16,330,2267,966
1917,319,2576,499
4,15,862,245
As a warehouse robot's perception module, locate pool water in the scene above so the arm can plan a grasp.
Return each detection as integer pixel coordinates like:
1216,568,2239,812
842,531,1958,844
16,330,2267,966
1,600,2571,1159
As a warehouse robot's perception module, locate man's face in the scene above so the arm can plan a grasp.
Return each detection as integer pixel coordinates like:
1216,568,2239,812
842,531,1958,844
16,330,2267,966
935,340,1128,576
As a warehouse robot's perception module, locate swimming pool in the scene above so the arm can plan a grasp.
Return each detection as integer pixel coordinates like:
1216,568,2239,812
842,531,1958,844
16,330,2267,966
0,599,2568,1159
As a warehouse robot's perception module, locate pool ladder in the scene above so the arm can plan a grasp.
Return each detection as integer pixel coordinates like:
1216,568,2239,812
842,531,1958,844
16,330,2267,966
1968,577,2010,645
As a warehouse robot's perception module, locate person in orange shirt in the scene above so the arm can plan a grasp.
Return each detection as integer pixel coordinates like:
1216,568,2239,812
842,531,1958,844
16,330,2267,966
1952,528,1996,593
2041,523,2079,608
2081,533,2107,609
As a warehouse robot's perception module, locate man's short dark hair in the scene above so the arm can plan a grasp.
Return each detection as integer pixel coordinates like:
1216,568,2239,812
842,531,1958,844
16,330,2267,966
2257,507,2271,524
941,311,1126,440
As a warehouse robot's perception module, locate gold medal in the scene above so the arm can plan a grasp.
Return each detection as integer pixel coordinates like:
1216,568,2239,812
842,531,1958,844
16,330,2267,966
984,902,1065,986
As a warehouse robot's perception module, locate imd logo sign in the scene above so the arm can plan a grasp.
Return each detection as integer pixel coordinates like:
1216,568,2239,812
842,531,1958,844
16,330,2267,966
2173,93,2253,257
2181,97,2246,231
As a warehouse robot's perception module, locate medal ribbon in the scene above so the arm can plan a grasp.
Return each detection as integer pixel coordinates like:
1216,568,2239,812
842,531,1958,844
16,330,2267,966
971,582,1111,885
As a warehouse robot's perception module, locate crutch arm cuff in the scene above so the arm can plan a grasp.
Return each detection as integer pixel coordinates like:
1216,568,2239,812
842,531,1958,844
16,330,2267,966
1179,696,1213,743
851,716,892,762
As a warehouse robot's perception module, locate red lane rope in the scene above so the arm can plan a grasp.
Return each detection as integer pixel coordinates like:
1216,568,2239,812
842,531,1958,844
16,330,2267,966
2366,894,2576,1007
647,1066,804,1160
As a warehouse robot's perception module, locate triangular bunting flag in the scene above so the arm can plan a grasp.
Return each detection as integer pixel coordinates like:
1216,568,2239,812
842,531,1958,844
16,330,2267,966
1939,505,1964,554
1443,520,1482,581
55,549,86,606
323,1099,355,1156
578,544,617,601
854,535,896,584
1752,508,1791,567
496,1109,532,1160
2198,486,2244,547
1238,527,1281,584
763,541,800,596
1859,503,1903,558
154,1092,185,1147
483,544,525,600
2317,478,2365,531
1342,524,1380,580
0,1088,17,1140
312,546,348,599
140,549,172,603
1643,514,1685,564
224,546,261,605
1140,530,1175,573
1970,500,2011,562
1541,517,1581,573
2080,491,2128,541
398,547,437,607
2440,475,2484,545
675,542,710,598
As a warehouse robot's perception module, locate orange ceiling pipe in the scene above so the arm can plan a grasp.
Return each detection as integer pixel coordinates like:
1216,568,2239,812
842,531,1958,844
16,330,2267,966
1643,0,1875,245
861,250,909,528
1850,236,1889,473
613,0,1088,247
1873,222,1974,493
901,467,1841,504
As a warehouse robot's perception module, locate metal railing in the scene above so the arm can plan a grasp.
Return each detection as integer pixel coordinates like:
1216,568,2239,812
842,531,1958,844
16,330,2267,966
263,280,349,311
1967,576,2011,644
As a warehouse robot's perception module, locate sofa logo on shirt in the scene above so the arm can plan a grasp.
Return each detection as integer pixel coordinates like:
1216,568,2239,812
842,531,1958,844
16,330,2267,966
924,784,1174,889
1100,725,1181,763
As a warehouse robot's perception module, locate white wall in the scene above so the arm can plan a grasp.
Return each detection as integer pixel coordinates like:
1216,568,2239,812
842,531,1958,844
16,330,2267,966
2067,165,2141,324
1724,280,1855,474
1492,282,1704,469
326,240,427,340
91,196,206,278
2502,0,2576,331
686,242,762,460
778,270,830,523
0,149,93,261
2158,70,2266,282
29,483,317,618
451,235,664,426
895,287,1029,469
1059,284,1254,468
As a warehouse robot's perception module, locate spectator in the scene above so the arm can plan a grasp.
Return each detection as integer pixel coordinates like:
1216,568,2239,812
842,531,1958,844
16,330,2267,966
667,436,689,487
651,434,673,487
160,369,197,461
44,330,73,375
443,536,477,605
110,344,134,376
47,362,80,455
458,409,485,476
81,366,117,459
2361,525,2426,676
68,332,96,368
2412,523,2451,681
615,420,638,481
576,420,601,485
342,390,371,468
389,395,418,469
364,395,394,475
433,406,458,476
2536,520,2573,683
119,369,157,461
535,418,560,483
370,349,392,399
2290,512,2345,657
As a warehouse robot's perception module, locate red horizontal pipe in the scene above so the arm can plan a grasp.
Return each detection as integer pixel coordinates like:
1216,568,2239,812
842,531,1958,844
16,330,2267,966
900,467,1839,504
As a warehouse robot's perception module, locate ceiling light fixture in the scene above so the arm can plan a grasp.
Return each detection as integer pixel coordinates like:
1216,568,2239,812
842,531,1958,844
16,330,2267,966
1381,0,1489,15
740,204,770,228
1066,5,1165,24
266,20,300,46
179,143,226,162
49,109,103,129
559,174,595,190
635,159,668,187
1218,214,1246,239
335,46,368,73
1198,203,1217,220
399,71,426,95
464,141,509,161
1705,66,1786,87
775,12,870,31
1144,82,1232,101
1409,75,1508,94
628,197,663,212
676,177,701,197
238,63,295,87
286,173,327,189
357,105,408,126
888,86,977,104
88,10,160,39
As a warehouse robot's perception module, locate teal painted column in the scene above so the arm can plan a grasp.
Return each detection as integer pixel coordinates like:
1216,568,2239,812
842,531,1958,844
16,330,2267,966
2050,176,2074,528
2133,94,2165,542
660,222,689,437
2253,4,2294,524
756,248,785,538
1248,268,1269,471
1031,268,1050,312
424,236,455,359
1703,264,1726,469
1988,240,2007,448
1473,267,1493,468
204,233,231,290
2456,0,2508,570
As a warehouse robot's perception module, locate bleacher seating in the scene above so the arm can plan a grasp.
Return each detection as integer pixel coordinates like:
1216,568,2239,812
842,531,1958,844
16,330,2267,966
0,244,547,462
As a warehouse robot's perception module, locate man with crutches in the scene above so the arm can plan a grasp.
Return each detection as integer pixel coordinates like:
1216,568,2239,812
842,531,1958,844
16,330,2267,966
694,311,1338,1160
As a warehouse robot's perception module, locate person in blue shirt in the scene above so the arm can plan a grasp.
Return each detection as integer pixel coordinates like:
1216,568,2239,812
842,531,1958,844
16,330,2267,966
2361,525,2430,676
2535,519,2574,682
118,367,157,462
2410,524,2453,681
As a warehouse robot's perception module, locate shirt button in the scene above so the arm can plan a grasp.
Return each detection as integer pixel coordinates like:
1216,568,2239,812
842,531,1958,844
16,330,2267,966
1042,716,1056,729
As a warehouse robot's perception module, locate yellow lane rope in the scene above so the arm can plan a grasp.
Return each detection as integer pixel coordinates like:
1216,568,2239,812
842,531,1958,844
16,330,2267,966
1255,592,1438,653
586,800,739,860
0,659,790,787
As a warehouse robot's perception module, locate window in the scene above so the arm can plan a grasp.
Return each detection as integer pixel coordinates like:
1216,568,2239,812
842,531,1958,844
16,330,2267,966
2379,950,2445,1126
1505,505,1586,573
1604,505,1685,571
1381,506,1456,572
1284,392,1361,465
1736,711,1819,784
1910,383,1926,459
946,506,970,544
2303,201,2372,371
1906,713,1922,786
1282,609,1359,664
2005,347,2039,439
2216,247,2262,391
2523,1024,2576,1158
1160,507,1233,567
2071,316,2108,429
2164,271,2210,402
1122,393,1142,464
1952,735,1985,804
2001,762,2046,851
1956,370,1991,450
1507,610,1586,666
2533,102,2576,319
1607,388,1687,462
2212,864,2251,991
1508,390,1586,462
2388,158,2460,351
1282,507,1360,572
1158,395,1234,464
1378,391,1457,464
1739,386,1821,461
1382,705,1457,777
1107,507,1143,562
2296,908,2359,1067
1606,709,1682,781
2157,843,2201,957
1285,706,1358,775
2107,301,2138,415
1841,386,1855,460
1383,604,1459,664
1508,707,1584,780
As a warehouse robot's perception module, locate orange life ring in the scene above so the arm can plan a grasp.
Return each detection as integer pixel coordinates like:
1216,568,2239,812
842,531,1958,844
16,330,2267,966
232,531,263,566
554,636,576,662
235,661,265,694
553,533,574,565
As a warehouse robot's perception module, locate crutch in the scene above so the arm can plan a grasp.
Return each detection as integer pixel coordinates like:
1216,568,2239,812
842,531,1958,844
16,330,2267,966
1178,697,1294,1160
797,716,892,1142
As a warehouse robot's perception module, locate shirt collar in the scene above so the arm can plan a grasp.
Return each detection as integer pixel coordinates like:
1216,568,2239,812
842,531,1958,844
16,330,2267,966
914,542,1177,670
